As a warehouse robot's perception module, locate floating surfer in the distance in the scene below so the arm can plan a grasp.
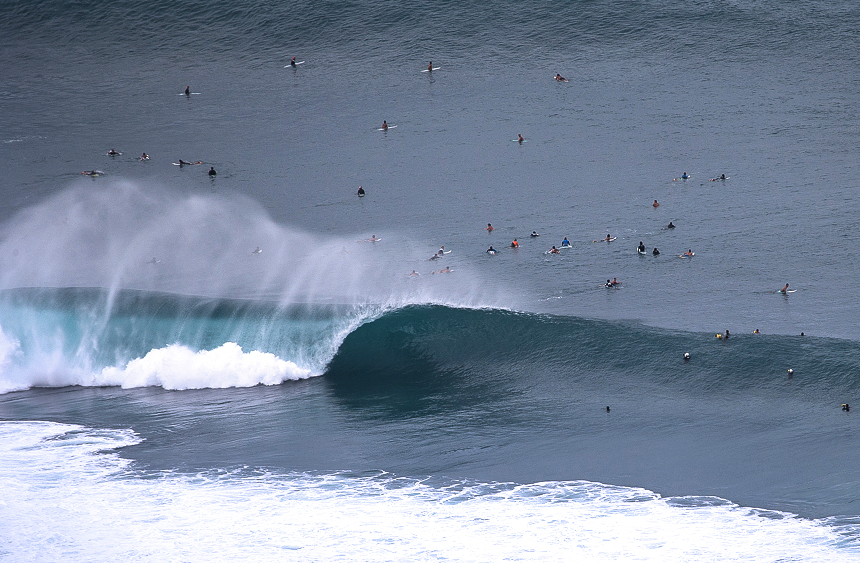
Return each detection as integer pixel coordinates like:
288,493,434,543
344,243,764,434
546,246,560,254
709,174,728,181
422,62,440,72
174,159,203,166
81,170,103,176
181,85,200,96
139,153,149,161
530,231,540,237
778,283,796,294
107,149,121,156
251,247,262,254
379,120,396,131
486,246,497,255
357,186,365,197
554,73,568,82
357,235,381,242
516,133,525,143
664,221,676,229
673,172,690,181
284,57,306,68
637,241,646,254
604,278,621,288
486,223,494,232
680,249,695,257
208,166,216,176
561,237,571,248
593,234,616,242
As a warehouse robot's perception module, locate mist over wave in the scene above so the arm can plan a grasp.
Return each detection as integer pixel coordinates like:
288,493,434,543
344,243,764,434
0,180,504,393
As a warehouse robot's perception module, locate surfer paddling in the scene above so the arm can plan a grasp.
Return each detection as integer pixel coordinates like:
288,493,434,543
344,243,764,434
554,73,568,82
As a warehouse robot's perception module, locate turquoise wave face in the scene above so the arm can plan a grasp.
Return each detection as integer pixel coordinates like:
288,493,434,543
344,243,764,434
1,288,859,397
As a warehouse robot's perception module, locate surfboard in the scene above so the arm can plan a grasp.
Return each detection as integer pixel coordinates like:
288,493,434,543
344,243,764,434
357,238,382,242
637,250,647,254
560,244,572,249
378,125,398,131
178,92,201,95
679,253,695,258
592,237,616,242
251,248,262,254
284,61,306,67
106,152,122,156
421,67,440,72
172,161,203,166
778,289,797,294
511,139,527,142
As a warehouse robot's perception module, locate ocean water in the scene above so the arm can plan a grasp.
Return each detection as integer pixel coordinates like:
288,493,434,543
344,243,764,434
1,0,859,560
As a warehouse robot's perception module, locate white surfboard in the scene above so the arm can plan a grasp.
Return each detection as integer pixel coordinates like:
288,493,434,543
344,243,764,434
378,125,398,131
284,61,306,67
421,67,440,72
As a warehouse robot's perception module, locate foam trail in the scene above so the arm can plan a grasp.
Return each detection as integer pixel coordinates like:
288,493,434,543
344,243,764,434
0,421,855,563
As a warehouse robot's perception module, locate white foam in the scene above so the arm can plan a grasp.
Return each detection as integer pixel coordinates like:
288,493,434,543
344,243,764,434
0,421,855,563
95,342,314,390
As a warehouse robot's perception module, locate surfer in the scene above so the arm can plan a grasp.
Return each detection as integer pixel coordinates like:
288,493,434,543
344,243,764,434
427,61,433,72
430,250,442,260
107,149,119,156
184,85,190,96
681,172,689,179
81,170,99,176
652,247,660,255
409,270,420,276
561,237,571,247
611,277,620,286
140,153,149,161
652,199,659,208
487,246,496,254
382,120,388,131
369,235,380,242
486,223,494,232
208,166,216,176
724,329,730,339
710,173,727,181
517,134,524,143
548,246,560,254
554,73,568,82
667,221,675,229
357,186,365,197
437,266,451,273
753,329,761,334
637,241,646,253
291,57,297,68
605,234,612,242
682,249,694,257
779,283,789,294
252,247,262,254
178,159,190,166
510,239,519,248
531,231,540,237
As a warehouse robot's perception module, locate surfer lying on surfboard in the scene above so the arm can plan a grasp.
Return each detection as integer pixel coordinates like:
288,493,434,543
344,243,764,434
176,160,203,166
